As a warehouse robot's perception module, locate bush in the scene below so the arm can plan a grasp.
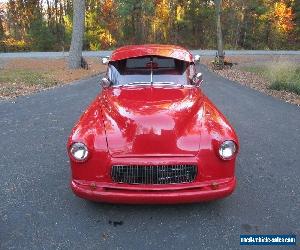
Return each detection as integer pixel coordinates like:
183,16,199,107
28,17,55,51
0,38,30,52
242,62,300,95
266,63,300,95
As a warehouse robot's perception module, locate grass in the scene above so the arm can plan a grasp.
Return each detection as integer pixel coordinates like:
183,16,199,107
0,58,107,99
241,62,300,95
0,69,58,98
0,69,57,87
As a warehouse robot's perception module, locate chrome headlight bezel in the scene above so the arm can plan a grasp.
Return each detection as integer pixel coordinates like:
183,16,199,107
218,140,237,160
69,142,89,162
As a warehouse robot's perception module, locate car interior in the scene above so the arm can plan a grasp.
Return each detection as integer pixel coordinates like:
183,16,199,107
108,56,193,85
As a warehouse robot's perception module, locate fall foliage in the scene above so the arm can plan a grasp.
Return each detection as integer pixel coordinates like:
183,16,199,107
0,0,299,52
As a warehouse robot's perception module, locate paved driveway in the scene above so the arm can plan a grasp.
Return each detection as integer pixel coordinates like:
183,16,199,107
0,65,299,249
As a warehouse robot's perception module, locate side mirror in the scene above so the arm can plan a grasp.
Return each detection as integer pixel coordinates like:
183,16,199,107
101,56,109,65
194,55,200,63
100,77,110,88
192,72,203,86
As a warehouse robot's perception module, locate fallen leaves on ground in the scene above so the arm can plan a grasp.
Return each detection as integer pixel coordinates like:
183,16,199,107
0,58,107,100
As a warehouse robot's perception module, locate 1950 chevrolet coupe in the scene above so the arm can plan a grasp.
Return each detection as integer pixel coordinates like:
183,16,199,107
67,44,239,204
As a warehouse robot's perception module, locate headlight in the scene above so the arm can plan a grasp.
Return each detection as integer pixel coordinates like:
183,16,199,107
70,142,89,161
218,140,237,160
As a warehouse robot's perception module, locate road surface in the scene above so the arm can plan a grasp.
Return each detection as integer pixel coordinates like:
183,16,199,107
0,65,299,249
1,50,300,59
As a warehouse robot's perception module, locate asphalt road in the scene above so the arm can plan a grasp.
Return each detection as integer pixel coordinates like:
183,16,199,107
1,50,300,59
0,65,299,249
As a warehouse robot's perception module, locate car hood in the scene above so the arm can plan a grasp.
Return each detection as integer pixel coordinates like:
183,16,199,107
100,86,205,157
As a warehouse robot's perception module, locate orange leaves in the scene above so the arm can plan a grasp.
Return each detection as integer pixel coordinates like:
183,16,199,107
259,0,295,36
85,0,118,50
1,38,29,51
101,0,116,16
274,1,295,33
100,30,116,48
100,0,119,37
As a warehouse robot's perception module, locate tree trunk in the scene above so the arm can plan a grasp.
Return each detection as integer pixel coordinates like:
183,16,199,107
68,0,85,69
215,0,224,62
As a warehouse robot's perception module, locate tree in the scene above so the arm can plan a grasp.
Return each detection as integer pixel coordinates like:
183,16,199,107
215,0,224,66
28,13,55,51
68,0,85,69
0,0,299,52
117,0,154,44
294,0,300,47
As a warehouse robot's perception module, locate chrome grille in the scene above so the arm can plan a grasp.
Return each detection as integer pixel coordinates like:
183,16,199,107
111,165,197,184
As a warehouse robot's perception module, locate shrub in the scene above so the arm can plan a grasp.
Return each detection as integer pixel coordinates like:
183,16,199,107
266,62,300,95
0,38,30,52
28,18,55,51
242,62,300,95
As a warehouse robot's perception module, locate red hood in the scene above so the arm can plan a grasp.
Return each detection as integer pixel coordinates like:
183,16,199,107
100,86,204,157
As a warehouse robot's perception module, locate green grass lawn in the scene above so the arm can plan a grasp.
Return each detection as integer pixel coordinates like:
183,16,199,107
241,63,300,95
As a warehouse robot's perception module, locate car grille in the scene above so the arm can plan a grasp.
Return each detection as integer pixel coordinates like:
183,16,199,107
111,165,197,184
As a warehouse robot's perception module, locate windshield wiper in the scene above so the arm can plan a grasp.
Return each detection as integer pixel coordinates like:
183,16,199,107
124,82,151,85
123,82,184,86
126,82,178,85
151,82,176,85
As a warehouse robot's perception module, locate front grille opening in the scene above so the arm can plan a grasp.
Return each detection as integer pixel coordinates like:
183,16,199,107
111,165,197,185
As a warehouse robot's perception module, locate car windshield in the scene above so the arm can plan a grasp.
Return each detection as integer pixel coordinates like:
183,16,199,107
108,56,193,86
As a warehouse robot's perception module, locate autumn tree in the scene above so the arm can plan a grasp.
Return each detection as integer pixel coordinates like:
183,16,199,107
99,0,118,47
1,0,299,52
152,0,170,43
85,0,119,50
271,0,295,48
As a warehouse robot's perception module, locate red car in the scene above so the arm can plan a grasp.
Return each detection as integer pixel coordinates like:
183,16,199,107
67,44,239,204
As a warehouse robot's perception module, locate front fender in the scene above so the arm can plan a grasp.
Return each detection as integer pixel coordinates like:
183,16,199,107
196,100,239,180
67,97,109,181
